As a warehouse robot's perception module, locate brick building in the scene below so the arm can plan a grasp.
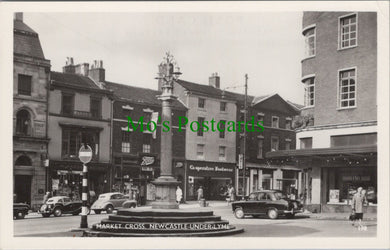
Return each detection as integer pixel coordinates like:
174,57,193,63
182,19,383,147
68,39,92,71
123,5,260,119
104,79,186,205
47,59,113,200
13,13,51,210
267,12,377,213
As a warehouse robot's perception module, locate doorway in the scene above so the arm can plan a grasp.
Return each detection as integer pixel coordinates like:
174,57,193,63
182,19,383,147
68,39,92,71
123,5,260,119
14,175,32,205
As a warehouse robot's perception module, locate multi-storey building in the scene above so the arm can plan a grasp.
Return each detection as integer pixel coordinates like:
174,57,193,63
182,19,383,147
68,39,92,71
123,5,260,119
13,13,51,210
268,12,377,213
172,74,238,200
234,94,300,196
104,79,186,205
47,59,113,200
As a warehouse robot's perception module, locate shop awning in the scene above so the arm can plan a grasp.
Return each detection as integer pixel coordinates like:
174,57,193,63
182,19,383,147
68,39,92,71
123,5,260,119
266,145,377,159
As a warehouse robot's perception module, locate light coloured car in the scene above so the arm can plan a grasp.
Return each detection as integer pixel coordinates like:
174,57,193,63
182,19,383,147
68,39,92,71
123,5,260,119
91,192,137,214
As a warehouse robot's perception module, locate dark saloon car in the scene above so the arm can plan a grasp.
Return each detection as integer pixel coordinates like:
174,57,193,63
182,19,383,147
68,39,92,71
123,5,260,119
39,196,89,217
13,203,30,219
231,190,303,219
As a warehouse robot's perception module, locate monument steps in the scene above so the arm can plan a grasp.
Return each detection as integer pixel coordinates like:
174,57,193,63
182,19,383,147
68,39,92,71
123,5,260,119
108,214,222,223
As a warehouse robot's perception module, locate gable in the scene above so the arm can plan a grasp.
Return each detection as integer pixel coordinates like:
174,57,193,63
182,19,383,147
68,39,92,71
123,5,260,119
252,94,299,115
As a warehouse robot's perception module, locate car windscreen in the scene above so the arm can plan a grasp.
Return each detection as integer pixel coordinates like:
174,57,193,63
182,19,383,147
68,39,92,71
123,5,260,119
274,192,287,200
98,195,106,199
47,199,54,203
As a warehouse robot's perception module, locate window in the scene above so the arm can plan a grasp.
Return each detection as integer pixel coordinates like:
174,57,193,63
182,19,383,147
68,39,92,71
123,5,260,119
285,140,291,150
271,116,279,128
62,128,99,159
197,117,205,136
219,146,226,160
18,74,32,96
304,27,316,57
271,136,279,151
90,97,102,118
339,69,356,108
257,139,264,159
198,98,205,109
340,14,357,49
142,134,151,153
331,133,377,147
62,93,74,115
196,144,204,159
16,109,31,136
304,77,315,107
121,131,131,153
219,120,226,138
300,137,312,149
285,118,292,130
257,113,264,123
220,102,226,112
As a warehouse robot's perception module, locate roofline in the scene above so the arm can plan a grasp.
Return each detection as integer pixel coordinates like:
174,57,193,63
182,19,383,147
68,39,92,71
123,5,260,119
50,79,113,96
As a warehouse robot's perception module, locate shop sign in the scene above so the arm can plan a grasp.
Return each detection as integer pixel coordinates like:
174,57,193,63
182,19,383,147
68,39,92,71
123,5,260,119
94,223,229,230
140,156,155,166
141,166,154,172
342,175,370,181
189,165,233,173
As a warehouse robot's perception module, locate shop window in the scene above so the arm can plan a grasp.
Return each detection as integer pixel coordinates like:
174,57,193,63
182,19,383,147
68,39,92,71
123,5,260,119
90,97,102,118
18,74,32,96
197,117,205,137
198,98,205,109
220,102,226,112
271,136,279,151
62,128,99,159
219,146,226,161
271,116,279,128
257,139,264,159
219,120,226,138
16,109,31,136
262,169,273,190
331,133,377,147
339,14,357,49
121,131,131,153
62,93,74,115
142,134,151,153
196,144,204,159
338,68,356,108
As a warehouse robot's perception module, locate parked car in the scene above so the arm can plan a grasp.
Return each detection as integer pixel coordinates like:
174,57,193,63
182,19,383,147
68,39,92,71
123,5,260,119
13,203,30,219
39,196,89,217
231,190,303,219
91,192,137,214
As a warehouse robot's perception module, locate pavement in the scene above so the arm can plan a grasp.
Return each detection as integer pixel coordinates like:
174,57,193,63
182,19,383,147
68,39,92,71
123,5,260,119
24,200,377,221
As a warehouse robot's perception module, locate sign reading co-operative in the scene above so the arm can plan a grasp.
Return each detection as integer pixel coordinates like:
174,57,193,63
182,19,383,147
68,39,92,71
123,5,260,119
189,165,233,173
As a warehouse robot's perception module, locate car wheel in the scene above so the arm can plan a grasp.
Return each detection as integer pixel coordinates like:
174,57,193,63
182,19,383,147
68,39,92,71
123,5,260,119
286,213,295,219
234,207,245,219
131,203,136,208
94,210,101,214
105,205,114,214
53,208,62,217
267,209,278,219
42,214,50,218
16,212,25,219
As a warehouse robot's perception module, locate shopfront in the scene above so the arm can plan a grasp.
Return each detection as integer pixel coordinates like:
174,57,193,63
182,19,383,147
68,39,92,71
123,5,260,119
185,161,235,201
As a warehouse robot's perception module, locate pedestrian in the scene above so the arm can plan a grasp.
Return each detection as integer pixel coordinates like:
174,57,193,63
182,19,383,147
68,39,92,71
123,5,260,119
351,187,368,230
228,184,235,204
176,186,183,204
42,191,51,204
197,186,204,201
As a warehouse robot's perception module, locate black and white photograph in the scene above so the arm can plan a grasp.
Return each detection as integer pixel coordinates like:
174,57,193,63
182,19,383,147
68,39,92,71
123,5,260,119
0,1,389,250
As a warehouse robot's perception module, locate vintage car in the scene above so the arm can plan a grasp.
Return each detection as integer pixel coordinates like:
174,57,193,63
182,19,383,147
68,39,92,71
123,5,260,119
39,196,89,217
91,192,137,214
13,203,30,219
231,190,303,219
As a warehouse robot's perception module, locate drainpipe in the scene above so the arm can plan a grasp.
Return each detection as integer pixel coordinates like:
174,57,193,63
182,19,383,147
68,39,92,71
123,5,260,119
45,72,51,192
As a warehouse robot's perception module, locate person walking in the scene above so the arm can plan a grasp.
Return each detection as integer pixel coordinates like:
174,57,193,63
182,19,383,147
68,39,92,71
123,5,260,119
42,191,51,204
176,186,183,204
197,186,204,201
351,187,368,230
227,184,235,204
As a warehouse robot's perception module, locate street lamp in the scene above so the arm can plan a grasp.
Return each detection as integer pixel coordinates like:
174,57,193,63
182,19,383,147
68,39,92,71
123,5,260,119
152,52,182,209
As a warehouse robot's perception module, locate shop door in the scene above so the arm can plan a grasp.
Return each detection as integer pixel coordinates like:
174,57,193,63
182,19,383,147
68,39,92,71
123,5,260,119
14,175,32,205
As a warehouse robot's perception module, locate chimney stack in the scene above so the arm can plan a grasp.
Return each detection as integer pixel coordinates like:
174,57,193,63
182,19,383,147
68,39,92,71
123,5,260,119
75,63,89,77
14,13,23,21
89,60,105,82
63,57,75,73
209,72,220,89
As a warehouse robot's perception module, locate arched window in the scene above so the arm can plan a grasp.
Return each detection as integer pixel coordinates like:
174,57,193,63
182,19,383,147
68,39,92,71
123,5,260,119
15,155,32,166
16,109,31,136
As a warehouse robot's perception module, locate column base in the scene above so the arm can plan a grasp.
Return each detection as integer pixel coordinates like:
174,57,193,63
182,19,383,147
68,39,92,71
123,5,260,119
151,176,180,209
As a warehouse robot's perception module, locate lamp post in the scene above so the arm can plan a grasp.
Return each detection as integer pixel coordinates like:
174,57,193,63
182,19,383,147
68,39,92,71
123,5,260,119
152,52,182,209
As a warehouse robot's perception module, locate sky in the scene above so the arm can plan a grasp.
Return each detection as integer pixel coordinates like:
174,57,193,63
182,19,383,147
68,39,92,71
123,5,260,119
24,12,305,104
